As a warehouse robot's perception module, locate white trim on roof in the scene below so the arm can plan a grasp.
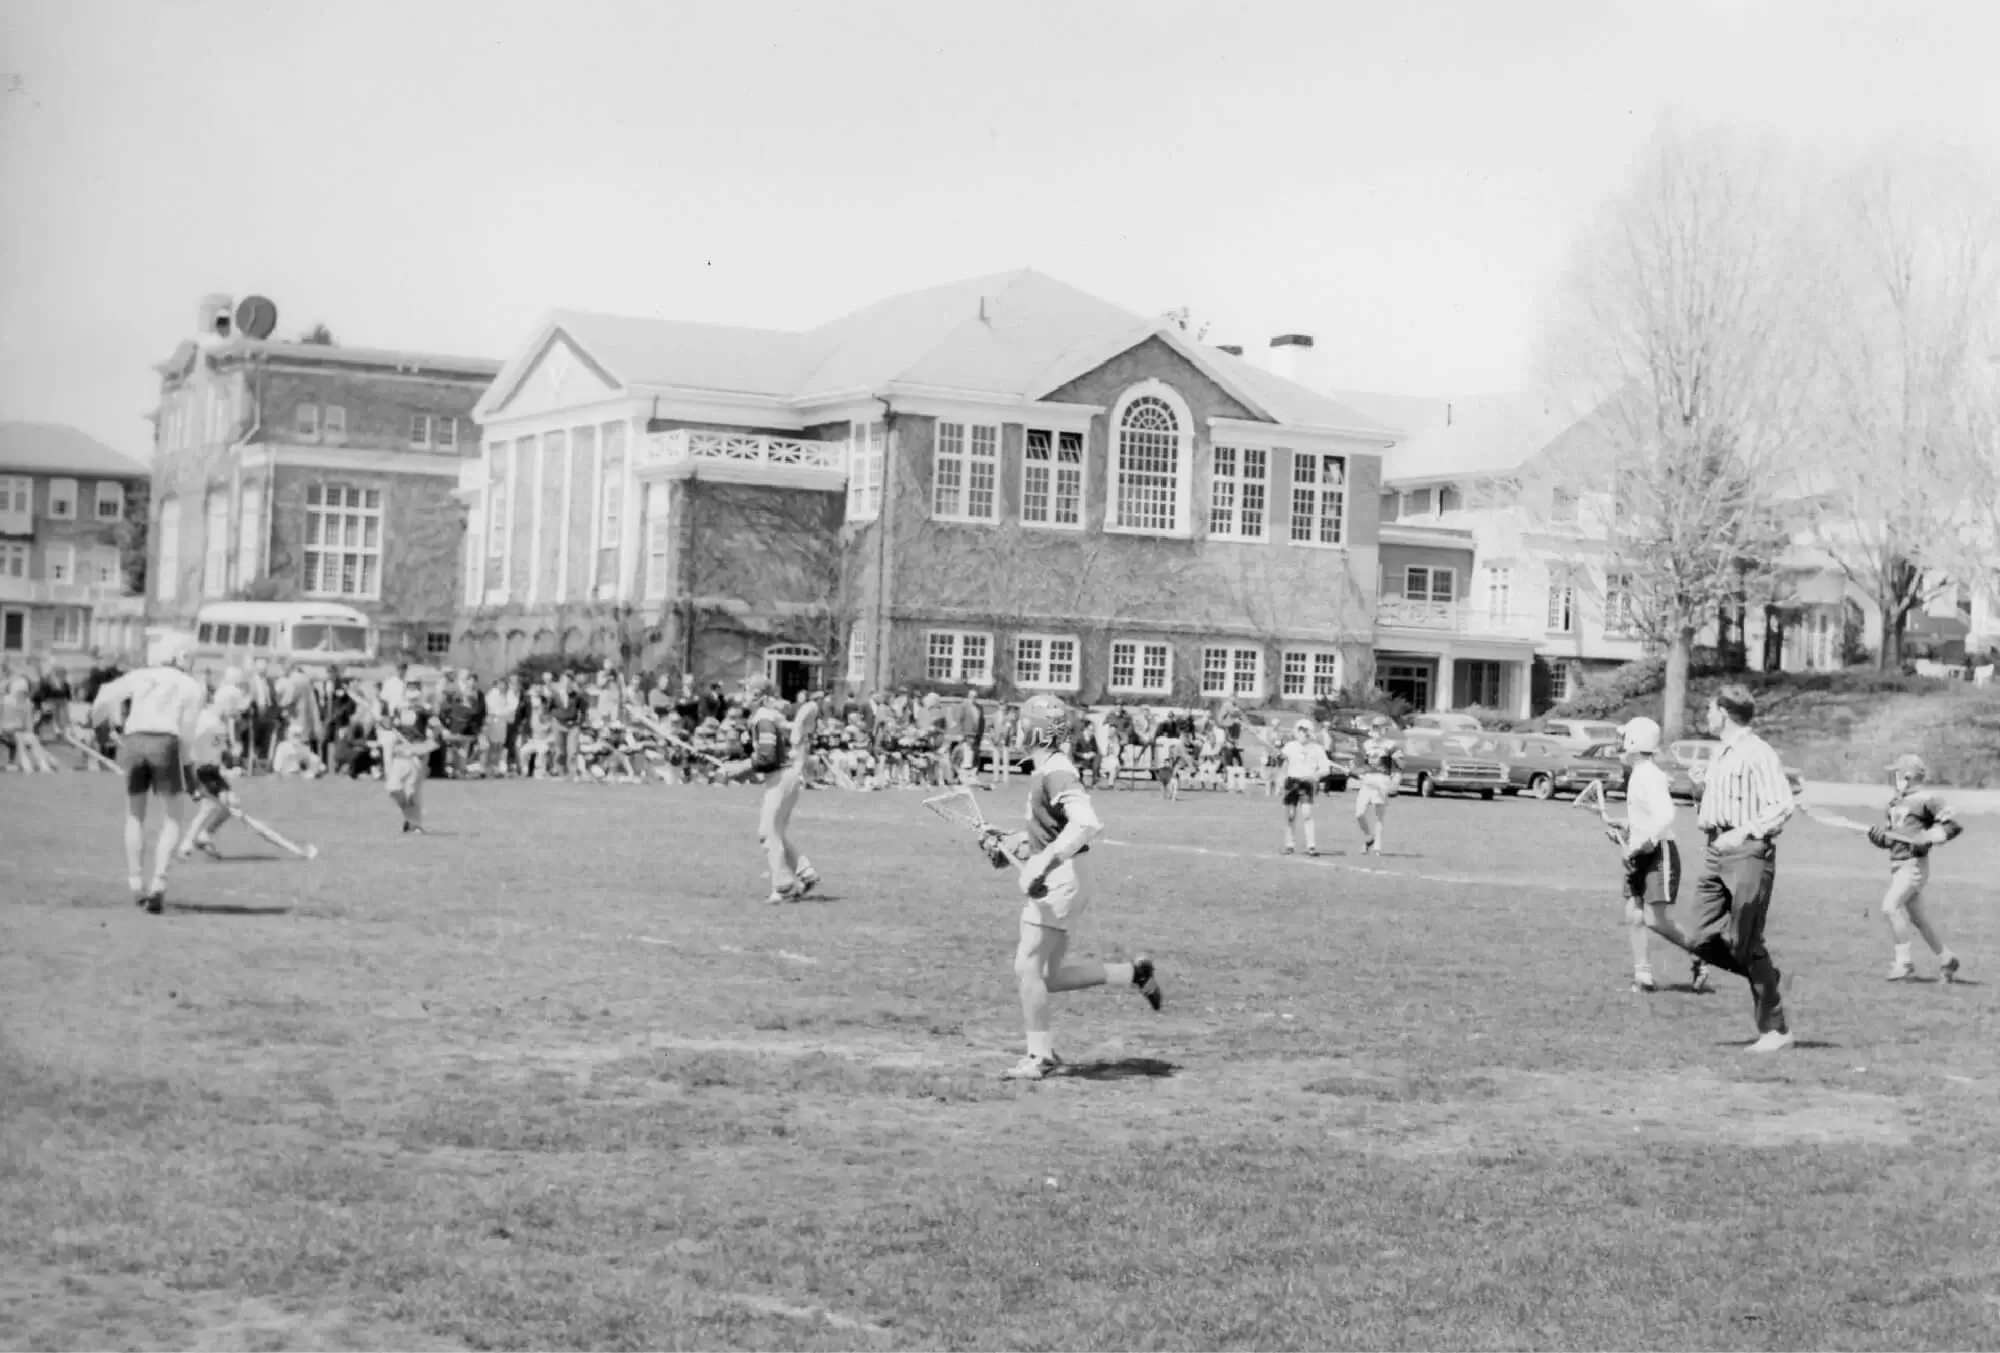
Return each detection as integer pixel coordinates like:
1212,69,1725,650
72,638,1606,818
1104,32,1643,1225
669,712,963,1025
1208,416,1399,452
884,390,1103,431
1025,320,1278,425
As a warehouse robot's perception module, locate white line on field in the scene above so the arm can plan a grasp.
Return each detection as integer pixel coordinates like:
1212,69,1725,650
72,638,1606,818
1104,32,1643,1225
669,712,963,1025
716,1292,889,1335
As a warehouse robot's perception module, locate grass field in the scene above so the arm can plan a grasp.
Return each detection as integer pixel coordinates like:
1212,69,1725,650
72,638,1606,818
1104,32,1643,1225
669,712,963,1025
5,772,2000,1351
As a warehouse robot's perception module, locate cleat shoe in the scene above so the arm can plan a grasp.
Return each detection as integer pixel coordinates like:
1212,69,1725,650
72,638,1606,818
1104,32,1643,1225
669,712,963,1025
1281,845,1295,855
1001,1052,1063,1081
1940,956,1962,984
143,892,164,916
194,838,223,861
1306,847,1319,858
1690,963,1713,994
1132,955,1163,1011
1886,960,1916,982
765,884,803,905
795,867,820,897
1633,970,1657,993
1746,1029,1795,1054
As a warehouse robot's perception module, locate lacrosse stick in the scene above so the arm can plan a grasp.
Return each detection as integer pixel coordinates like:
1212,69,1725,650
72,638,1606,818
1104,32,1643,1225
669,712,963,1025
64,729,120,773
1797,802,1875,835
232,807,319,859
922,786,1045,895
1573,779,1630,848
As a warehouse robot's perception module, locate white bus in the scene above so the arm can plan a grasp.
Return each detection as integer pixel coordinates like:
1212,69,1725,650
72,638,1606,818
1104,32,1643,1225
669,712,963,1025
183,601,377,676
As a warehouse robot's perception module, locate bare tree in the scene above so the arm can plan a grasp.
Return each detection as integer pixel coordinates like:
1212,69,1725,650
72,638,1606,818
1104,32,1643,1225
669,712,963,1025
1539,120,1814,737
1799,151,2000,669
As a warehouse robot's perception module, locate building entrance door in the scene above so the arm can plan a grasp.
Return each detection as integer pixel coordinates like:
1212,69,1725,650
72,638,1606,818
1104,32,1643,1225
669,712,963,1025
1,608,24,654
762,644,823,701
1377,658,1434,711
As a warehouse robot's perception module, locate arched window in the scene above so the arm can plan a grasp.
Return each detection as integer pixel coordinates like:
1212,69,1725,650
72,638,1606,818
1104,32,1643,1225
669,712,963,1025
1108,381,1192,536
155,497,181,602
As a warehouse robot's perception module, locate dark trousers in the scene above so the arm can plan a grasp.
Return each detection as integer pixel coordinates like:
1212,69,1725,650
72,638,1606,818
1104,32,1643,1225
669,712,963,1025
1689,839,1787,1035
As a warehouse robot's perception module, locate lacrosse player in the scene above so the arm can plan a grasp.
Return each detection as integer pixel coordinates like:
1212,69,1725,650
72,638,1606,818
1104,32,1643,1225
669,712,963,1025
1277,720,1331,855
91,633,208,913
729,676,820,904
379,704,438,834
998,693,1163,1081
1354,732,1399,856
1871,753,1964,983
1616,717,1708,994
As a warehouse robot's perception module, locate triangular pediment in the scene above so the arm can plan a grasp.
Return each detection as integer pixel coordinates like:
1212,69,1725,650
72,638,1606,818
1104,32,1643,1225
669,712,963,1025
490,331,621,418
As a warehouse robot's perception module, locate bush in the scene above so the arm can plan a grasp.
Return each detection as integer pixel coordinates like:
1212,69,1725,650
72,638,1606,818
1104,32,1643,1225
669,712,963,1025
1552,655,1665,720
1454,704,1519,732
1315,684,1413,725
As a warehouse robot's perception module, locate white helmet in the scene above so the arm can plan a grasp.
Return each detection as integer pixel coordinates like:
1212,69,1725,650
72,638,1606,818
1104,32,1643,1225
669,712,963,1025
1621,716,1661,755
1293,719,1313,738
154,631,197,669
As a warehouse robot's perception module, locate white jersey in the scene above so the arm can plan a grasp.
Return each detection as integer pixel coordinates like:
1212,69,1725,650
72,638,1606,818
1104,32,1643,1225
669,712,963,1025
1278,739,1331,781
95,665,206,742
1625,758,1677,850
187,708,230,768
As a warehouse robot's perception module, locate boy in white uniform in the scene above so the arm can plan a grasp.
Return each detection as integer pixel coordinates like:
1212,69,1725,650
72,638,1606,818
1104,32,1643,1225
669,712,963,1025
724,676,821,903
1354,732,1399,856
1618,717,1708,993
91,632,208,913
1872,753,1965,983
1277,720,1332,856
1001,694,1164,1081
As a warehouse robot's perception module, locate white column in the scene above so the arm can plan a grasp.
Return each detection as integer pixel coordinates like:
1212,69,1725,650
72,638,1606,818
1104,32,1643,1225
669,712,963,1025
555,428,574,602
526,434,545,606
586,425,604,601
617,419,641,603
1515,660,1532,719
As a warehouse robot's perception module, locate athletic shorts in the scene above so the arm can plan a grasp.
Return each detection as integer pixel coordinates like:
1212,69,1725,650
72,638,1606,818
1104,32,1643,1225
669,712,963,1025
184,762,231,801
1624,840,1682,907
385,755,425,797
119,732,184,797
1282,776,1316,807
1883,857,1930,911
1021,857,1087,930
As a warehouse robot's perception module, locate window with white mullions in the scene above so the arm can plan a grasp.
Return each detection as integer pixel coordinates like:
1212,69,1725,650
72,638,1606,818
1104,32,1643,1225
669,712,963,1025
925,630,992,685
1547,577,1576,632
1280,650,1343,699
1022,429,1084,528
1405,566,1455,603
303,483,383,600
1289,452,1346,545
1209,445,1268,539
1108,639,1171,695
1113,395,1183,533
933,421,999,522
1014,633,1079,691
1201,645,1262,698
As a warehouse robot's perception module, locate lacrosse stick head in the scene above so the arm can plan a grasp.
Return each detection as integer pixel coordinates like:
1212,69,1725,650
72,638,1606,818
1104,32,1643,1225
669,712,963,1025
1572,779,1607,816
922,786,987,831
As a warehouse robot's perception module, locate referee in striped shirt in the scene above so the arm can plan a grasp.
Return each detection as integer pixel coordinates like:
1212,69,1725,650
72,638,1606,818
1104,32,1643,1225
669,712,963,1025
1691,684,1797,1052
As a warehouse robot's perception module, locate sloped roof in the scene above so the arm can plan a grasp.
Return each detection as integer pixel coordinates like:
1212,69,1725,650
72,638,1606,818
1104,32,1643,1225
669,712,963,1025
1329,391,1575,483
158,337,500,381
486,269,1398,439
0,422,149,478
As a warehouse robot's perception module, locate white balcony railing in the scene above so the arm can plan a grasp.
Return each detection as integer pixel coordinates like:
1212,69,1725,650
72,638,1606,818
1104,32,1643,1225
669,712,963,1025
638,429,846,475
0,578,126,606
1376,595,1541,640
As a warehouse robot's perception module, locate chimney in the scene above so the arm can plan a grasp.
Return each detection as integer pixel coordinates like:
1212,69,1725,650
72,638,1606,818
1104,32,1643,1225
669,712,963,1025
1446,401,1453,427
1217,344,1244,357
197,294,234,346
1268,333,1315,387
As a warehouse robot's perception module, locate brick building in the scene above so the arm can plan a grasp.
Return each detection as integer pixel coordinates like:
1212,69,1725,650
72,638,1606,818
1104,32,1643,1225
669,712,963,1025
0,422,149,664
461,270,1403,706
148,298,501,660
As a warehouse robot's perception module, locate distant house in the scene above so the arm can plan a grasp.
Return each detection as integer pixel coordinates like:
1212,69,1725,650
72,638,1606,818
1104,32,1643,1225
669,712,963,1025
462,270,1403,704
148,296,500,661
0,422,149,664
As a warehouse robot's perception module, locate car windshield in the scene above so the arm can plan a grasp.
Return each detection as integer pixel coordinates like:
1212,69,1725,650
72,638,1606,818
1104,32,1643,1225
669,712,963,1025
1469,736,1513,756
292,623,370,654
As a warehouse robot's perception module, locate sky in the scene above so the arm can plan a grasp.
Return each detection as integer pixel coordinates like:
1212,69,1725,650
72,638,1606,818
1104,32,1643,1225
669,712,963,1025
1,0,1996,463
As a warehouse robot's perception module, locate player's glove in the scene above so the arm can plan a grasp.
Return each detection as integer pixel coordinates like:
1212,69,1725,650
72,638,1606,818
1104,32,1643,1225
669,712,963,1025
1867,825,1892,850
1603,821,1630,847
1906,835,1933,857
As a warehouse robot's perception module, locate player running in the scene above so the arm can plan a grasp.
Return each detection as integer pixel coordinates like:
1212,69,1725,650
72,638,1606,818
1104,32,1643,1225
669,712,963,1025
1277,719,1331,856
1870,753,1965,983
1354,725,1399,856
90,632,207,914
737,676,820,904
1002,693,1163,1081
177,681,319,862
1617,717,1709,994
379,702,438,834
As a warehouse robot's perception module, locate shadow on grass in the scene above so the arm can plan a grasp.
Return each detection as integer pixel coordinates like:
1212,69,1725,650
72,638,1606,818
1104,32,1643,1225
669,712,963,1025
1060,1057,1180,1081
1715,1038,1840,1051
167,902,293,916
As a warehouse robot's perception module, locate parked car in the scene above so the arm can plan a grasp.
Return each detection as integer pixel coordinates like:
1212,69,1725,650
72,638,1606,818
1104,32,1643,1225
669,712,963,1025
1541,718,1625,753
1670,738,1807,796
1598,742,1702,803
1392,732,1511,799
1407,712,1484,734
1481,732,1623,800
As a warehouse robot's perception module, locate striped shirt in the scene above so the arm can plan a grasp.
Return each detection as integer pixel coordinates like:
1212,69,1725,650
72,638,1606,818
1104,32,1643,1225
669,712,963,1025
93,665,206,743
1695,726,1794,838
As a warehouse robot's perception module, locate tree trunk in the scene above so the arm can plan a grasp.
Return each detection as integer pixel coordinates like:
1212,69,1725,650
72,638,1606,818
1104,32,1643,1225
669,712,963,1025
1662,626,1694,741
1882,602,1909,671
